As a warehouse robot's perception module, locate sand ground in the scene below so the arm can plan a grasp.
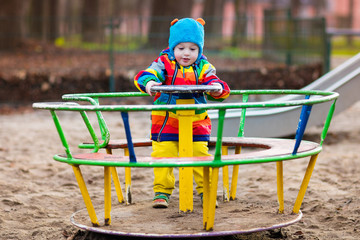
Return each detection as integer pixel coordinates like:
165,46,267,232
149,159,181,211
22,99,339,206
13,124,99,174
0,98,359,239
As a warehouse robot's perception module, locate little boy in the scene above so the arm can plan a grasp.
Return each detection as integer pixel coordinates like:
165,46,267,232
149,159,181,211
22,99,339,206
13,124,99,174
134,18,230,208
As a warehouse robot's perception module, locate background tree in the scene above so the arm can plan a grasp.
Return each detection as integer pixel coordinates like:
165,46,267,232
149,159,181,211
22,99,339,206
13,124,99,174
232,0,248,47
147,0,193,49
203,0,225,48
347,0,354,45
29,0,59,42
0,0,23,50
81,0,104,42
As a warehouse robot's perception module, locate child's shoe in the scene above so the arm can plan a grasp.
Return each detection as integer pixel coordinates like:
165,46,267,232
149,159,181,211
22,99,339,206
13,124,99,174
200,193,219,208
152,192,170,208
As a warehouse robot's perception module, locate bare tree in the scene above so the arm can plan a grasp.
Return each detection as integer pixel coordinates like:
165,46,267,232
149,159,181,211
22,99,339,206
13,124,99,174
81,0,104,42
0,0,24,50
232,0,248,47
147,0,193,49
203,0,225,48
347,0,354,45
28,0,42,40
28,0,59,43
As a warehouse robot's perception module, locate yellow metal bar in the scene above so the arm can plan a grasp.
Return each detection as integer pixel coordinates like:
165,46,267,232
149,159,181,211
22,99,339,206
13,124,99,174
125,167,132,204
71,165,100,227
202,167,210,229
230,146,241,200
104,166,111,225
205,167,219,231
110,167,124,203
222,146,229,202
293,154,319,214
179,167,193,212
276,161,284,214
177,98,195,213
106,148,125,204
124,148,132,205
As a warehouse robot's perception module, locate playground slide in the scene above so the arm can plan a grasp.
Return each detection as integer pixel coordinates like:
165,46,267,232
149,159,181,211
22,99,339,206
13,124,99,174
209,52,360,137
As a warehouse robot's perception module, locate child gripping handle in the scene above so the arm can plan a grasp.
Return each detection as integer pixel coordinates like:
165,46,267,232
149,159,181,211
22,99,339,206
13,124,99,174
134,18,230,208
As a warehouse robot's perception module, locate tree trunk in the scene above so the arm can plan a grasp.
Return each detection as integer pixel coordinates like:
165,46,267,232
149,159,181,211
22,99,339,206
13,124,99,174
203,0,225,49
28,0,59,43
232,0,248,47
29,0,43,40
0,0,23,50
347,0,354,45
147,0,193,50
81,0,103,43
48,0,59,42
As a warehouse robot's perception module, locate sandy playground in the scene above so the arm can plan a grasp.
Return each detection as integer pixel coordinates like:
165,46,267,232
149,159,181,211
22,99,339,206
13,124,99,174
0,96,359,239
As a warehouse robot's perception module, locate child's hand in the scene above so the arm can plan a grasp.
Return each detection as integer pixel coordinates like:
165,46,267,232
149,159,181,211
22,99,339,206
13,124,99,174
146,81,162,96
210,83,223,97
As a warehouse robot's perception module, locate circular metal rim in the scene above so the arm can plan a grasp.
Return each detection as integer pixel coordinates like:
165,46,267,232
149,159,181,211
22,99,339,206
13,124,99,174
70,209,302,238
34,90,339,112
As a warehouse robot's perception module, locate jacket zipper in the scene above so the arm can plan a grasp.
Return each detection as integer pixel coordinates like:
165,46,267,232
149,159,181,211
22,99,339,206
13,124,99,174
157,63,179,142
192,64,199,85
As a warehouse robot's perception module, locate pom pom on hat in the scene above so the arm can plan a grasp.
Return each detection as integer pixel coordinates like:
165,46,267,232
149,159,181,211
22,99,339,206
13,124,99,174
168,18,205,63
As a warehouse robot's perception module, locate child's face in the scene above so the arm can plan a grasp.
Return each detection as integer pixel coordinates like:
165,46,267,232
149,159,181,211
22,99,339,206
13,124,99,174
174,42,199,67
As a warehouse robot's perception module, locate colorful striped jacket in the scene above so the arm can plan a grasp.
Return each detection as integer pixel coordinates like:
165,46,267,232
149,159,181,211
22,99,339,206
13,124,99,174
134,48,230,142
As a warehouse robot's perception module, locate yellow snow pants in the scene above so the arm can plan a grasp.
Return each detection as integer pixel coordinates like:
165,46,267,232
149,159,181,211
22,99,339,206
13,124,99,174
151,141,211,195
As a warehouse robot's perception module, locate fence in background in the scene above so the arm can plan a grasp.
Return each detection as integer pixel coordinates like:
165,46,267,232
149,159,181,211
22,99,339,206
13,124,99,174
0,13,329,59
263,9,329,72
1,13,334,92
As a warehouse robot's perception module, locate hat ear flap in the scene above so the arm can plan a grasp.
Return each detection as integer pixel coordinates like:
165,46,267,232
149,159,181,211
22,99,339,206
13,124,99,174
196,18,205,26
171,18,179,26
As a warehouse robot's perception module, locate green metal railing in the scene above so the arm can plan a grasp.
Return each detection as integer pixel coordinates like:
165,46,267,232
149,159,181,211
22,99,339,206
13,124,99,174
33,89,338,168
32,89,339,231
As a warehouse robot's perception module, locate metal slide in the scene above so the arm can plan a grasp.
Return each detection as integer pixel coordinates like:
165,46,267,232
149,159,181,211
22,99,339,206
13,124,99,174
209,52,360,137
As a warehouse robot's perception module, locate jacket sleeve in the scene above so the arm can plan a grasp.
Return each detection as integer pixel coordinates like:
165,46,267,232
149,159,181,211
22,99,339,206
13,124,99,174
134,56,166,93
199,61,230,102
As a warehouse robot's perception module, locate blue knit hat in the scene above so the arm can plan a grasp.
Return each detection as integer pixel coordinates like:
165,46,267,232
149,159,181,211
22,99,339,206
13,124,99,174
168,18,205,63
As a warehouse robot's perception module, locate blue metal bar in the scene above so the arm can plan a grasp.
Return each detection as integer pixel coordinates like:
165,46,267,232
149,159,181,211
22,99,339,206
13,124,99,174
292,95,313,155
120,112,137,163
